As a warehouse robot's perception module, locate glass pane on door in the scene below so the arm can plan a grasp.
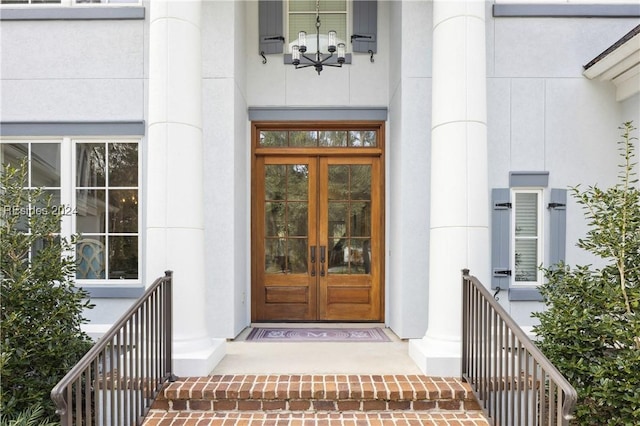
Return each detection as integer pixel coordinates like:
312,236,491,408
264,164,309,274
327,164,372,275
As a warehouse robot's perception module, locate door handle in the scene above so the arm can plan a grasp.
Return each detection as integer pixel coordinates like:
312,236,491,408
320,246,326,277
310,246,316,277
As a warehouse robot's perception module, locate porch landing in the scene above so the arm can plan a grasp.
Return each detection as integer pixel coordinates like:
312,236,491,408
212,323,421,375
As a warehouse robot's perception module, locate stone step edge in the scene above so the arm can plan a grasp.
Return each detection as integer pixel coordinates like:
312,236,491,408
142,410,492,426
151,397,482,412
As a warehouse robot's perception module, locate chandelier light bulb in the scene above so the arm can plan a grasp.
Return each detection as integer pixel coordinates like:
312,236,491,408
337,43,346,63
298,31,307,53
292,45,301,65
328,30,337,52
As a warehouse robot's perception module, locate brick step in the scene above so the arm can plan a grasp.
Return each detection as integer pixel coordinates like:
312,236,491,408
151,374,483,413
142,410,491,425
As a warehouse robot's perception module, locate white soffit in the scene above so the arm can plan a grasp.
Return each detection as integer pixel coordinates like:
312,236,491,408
583,25,640,102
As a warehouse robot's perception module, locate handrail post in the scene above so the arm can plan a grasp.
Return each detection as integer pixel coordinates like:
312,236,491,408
164,270,176,382
461,268,470,380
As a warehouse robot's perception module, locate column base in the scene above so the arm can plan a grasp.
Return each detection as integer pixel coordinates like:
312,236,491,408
409,335,461,377
173,338,226,377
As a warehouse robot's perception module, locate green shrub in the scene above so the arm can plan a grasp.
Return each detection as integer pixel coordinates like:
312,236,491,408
0,403,58,426
1,161,94,421
533,122,640,425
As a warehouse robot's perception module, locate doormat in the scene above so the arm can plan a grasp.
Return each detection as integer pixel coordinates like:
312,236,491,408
245,327,390,342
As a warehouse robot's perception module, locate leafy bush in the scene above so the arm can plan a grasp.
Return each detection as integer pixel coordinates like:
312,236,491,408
533,122,640,425
0,402,58,426
1,161,94,421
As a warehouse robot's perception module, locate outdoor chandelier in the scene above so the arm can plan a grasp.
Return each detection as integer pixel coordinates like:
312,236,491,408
291,0,346,75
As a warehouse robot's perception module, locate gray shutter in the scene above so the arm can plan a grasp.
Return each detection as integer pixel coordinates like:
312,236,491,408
492,188,511,289
548,188,567,267
352,0,377,53
259,0,284,55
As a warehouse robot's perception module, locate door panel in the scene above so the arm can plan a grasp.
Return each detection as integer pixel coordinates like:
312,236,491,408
319,157,381,320
253,155,382,321
254,157,318,321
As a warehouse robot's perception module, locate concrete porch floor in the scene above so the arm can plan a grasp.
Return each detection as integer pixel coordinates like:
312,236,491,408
211,323,423,375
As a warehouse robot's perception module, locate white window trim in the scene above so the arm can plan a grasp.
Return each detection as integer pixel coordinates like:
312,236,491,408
511,188,544,287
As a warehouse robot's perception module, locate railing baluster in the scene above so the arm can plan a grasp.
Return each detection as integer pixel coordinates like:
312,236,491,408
461,270,577,426
84,365,91,426
101,346,107,426
523,348,528,426
136,309,143,423
532,355,537,424
65,382,73,426
51,272,174,426
123,323,129,426
497,318,504,426
537,362,545,425
93,357,99,426
144,297,150,408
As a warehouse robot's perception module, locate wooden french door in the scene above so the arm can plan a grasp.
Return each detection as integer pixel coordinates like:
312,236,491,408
252,142,383,321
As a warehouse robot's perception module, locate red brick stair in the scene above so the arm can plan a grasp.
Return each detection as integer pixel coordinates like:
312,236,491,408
143,374,490,425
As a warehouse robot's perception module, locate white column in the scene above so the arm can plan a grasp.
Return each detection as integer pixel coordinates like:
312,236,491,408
409,0,489,376
147,0,225,376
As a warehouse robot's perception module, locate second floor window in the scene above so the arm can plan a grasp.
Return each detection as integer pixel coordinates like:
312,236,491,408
287,0,348,53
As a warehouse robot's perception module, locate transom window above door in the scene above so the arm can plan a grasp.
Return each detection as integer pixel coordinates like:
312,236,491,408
259,129,376,148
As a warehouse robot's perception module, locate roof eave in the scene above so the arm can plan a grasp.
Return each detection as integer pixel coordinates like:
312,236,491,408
583,26,640,102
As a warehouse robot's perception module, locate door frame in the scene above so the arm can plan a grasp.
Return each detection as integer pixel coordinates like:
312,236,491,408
250,121,386,322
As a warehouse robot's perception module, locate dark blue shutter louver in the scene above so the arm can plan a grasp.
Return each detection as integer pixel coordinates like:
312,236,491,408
352,0,377,53
492,188,512,289
548,188,567,267
259,0,284,55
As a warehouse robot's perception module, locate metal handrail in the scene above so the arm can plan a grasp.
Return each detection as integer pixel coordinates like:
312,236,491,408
461,269,577,426
51,271,175,426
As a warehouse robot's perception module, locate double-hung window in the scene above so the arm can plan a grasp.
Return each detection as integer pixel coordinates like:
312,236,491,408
513,189,543,286
1,137,141,295
492,172,567,301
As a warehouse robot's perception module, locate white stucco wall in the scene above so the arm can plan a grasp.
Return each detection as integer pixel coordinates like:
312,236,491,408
387,0,431,339
0,20,144,121
487,12,639,323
